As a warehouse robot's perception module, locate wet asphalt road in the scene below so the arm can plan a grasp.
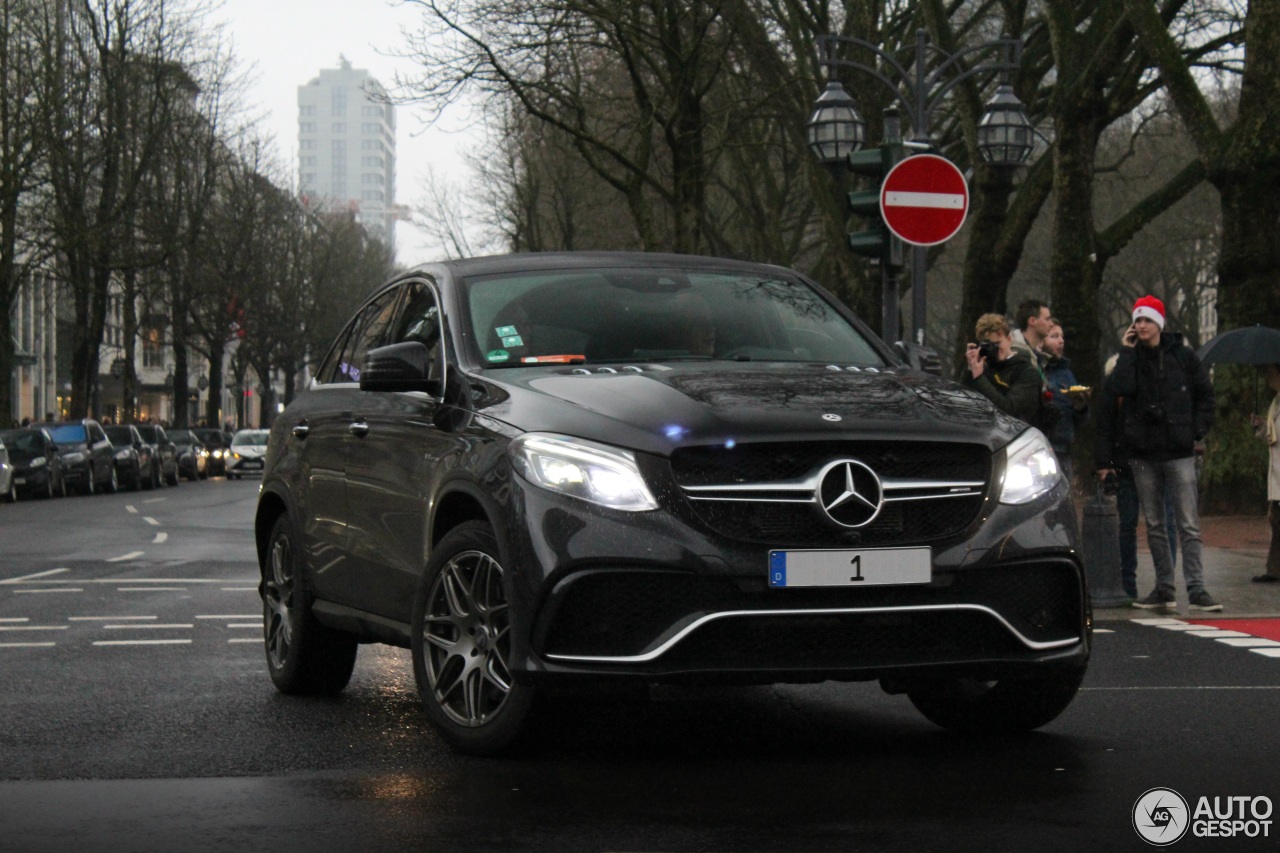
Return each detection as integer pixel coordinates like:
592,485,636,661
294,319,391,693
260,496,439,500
1,479,1278,852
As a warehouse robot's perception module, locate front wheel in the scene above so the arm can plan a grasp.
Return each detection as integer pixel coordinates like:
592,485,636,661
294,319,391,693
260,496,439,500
907,664,1087,734
261,514,358,695
411,521,534,755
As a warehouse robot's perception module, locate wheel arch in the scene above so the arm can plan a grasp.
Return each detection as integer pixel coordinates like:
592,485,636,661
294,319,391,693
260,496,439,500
254,488,290,573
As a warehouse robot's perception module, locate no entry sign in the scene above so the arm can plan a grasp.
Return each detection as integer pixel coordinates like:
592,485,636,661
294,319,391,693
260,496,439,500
880,154,969,246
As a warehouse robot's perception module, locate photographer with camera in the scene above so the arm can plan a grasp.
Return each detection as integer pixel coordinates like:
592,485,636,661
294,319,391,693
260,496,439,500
1095,295,1219,611
962,313,1043,426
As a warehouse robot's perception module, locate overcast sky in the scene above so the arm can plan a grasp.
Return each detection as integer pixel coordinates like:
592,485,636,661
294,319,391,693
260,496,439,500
215,0,470,266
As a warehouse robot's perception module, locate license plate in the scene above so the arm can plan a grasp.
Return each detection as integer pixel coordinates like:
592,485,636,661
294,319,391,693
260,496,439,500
14,477,26,485
768,546,931,588
242,460,262,468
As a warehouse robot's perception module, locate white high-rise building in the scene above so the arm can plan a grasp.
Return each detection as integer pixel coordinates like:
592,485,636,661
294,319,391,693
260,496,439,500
297,56,396,247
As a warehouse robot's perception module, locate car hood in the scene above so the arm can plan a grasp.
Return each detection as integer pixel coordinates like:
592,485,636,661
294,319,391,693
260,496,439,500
55,442,89,454
470,363,1026,457
8,449,49,465
233,445,266,458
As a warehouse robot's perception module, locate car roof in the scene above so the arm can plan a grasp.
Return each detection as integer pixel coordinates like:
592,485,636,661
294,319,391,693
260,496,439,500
409,251,799,280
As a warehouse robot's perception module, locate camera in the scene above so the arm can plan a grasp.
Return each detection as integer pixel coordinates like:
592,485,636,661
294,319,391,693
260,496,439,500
976,341,1001,363
1142,403,1166,424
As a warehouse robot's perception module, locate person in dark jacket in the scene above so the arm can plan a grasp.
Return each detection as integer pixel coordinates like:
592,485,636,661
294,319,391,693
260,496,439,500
963,313,1043,426
1041,319,1089,487
1096,295,1219,611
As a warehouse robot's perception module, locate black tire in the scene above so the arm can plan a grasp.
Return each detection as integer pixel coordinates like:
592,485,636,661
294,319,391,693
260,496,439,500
38,473,54,500
2,479,15,503
166,466,178,487
907,665,1087,734
81,470,95,496
105,465,119,494
262,513,358,695
411,521,534,755
142,462,156,490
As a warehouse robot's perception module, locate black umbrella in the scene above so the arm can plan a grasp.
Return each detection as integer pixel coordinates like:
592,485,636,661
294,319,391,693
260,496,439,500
1197,324,1280,366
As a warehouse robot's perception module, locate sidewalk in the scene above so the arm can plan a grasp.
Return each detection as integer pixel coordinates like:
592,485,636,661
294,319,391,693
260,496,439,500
1093,515,1279,620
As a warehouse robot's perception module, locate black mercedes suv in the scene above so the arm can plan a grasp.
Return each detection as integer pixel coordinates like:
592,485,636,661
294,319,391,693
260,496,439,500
254,252,1089,754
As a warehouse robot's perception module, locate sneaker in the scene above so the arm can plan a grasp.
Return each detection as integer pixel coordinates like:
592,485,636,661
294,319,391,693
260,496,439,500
1132,591,1176,610
1188,591,1223,612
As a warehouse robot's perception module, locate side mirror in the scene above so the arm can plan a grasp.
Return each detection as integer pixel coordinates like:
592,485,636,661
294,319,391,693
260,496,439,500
360,342,443,395
894,341,943,377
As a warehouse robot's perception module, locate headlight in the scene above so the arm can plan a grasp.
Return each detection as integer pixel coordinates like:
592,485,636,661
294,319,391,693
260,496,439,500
114,449,131,460
510,433,659,511
31,456,47,468
212,449,224,458
62,452,85,463
998,428,1061,505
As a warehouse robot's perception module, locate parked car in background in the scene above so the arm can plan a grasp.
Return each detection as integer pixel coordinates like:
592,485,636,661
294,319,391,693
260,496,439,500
227,429,269,479
0,428,66,499
47,419,116,495
103,425,150,491
192,428,233,476
0,434,15,502
168,429,208,481
132,424,179,487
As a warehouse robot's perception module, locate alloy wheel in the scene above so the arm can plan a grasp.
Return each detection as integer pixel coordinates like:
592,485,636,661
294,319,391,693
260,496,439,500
422,550,513,728
263,534,295,670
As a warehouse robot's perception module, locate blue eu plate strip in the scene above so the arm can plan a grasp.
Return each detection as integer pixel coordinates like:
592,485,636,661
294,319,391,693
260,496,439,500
769,551,787,587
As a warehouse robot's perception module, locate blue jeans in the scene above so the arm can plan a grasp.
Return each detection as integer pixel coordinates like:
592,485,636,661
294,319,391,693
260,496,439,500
1116,468,1177,598
1131,457,1204,597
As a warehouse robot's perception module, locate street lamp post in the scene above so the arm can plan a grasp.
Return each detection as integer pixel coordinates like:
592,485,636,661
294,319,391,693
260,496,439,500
807,29,1033,347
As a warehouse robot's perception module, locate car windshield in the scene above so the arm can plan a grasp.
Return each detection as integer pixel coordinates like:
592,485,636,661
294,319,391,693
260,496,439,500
193,430,227,447
169,430,195,444
48,424,88,444
104,427,133,445
134,426,158,441
0,430,44,452
232,431,269,447
464,266,885,367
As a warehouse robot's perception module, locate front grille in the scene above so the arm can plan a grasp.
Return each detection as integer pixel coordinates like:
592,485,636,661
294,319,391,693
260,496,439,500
540,560,1083,662
668,440,990,547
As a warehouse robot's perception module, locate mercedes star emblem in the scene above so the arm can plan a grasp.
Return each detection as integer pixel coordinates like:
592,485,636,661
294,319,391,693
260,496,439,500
816,459,884,528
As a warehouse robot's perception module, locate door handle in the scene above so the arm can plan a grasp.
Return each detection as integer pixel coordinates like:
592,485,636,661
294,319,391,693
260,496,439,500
348,420,369,438
292,421,310,439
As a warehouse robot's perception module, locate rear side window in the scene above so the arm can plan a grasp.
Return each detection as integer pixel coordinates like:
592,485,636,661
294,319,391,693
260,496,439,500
321,287,402,384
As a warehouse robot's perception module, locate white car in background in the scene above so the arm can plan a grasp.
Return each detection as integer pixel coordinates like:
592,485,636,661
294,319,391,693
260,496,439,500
227,429,270,479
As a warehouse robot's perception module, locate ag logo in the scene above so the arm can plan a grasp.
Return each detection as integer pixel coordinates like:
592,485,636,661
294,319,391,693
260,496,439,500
1133,787,1190,845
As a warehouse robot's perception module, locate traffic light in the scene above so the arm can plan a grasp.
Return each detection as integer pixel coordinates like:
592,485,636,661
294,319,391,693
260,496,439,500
845,141,904,267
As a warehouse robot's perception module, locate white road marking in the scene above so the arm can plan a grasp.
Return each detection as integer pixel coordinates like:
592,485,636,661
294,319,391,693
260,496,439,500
0,642,57,648
0,568,70,584
103,623,194,630
0,617,31,622
10,578,245,585
126,505,138,514
196,615,261,619
1155,623,1205,630
1130,617,1183,625
228,638,258,644
1251,648,1280,658
14,588,83,594
0,625,68,631
118,587,187,592
143,517,160,526
142,498,166,504
93,639,192,646
68,616,158,621
152,532,168,544
222,587,256,592
1092,628,1115,634
1217,638,1280,647
1185,629,1251,638
106,552,145,563
227,623,262,629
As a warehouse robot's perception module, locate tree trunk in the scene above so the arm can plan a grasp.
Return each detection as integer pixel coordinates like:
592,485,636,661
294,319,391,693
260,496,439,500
205,337,225,428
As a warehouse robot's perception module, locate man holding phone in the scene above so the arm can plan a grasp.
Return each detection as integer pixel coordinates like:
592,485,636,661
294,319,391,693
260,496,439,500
1095,295,1220,611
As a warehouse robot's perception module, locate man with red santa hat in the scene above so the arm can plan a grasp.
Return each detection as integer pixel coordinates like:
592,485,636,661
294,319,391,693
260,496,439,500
1096,295,1221,611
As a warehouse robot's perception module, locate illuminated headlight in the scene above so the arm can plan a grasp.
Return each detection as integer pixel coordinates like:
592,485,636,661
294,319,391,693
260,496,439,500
998,428,1061,505
114,449,132,460
212,449,224,459
31,456,47,468
510,433,658,511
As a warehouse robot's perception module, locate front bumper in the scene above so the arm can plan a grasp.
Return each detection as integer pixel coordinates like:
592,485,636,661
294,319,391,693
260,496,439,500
503,470,1088,684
